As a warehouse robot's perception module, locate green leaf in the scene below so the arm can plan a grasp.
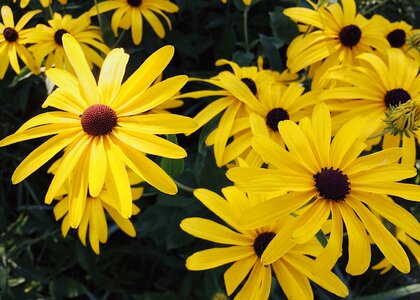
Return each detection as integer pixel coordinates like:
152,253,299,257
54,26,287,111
353,284,420,300
232,50,255,66
160,135,185,178
269,7,299,44
259,34,284,71
48,277,87,299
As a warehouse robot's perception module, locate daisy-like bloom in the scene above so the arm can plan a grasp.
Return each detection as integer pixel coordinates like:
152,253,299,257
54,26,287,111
372,228,420,274
13,0,67,8
227,103,420,275
284,0,387,73
372,14,420,63
51,160,143,254
181,187,348,300
0,5,40,79
181,59,277,167
214,82,319,167
321,48,420,165
0,34,196,224
27,12,110,72
89,0,179,45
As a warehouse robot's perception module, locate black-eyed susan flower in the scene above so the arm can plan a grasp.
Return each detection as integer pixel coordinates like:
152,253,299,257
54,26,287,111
372,14,420,63
52,160,143,254
0,34,196,222
181,187,348,300
89,0,179,45
284,0,387,73
0,5,40,78
227,103,420,275
321,49,420,165
181,59,277,167
27,12,110,72
13,0,67,8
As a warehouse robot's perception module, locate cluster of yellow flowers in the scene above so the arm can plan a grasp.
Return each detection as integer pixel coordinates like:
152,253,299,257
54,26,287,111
0,0,419,299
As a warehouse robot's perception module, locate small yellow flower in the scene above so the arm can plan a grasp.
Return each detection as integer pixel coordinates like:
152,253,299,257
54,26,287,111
27,12,110,72
0,5,40,78
221,0,252,6
13,0,67,8
89,0,179,45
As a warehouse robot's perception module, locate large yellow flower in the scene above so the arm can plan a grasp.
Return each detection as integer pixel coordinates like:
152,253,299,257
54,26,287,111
227,103,420,275
0,34,196,225
51,161,143,254
89,0,179,45
181,187,348,300
321,48,420,165
284,0,387,73
27,12,110,72
0,5,40,79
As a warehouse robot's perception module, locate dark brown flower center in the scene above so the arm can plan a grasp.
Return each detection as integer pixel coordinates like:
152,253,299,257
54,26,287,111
339,25,362,48
314,167,350,201
253,232,275,258
54,29,68,45
3,27,18,42
266,108,289,131
384,88,411,108
81,104,117,136
127,0,142,6
241,78,257,95
387,29,406,48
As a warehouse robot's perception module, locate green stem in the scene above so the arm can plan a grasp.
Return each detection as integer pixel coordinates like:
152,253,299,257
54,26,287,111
47,5,54,19
111,30,126,48
93,0,104,36
360,0,391,15
174,180,195,193
243,6,250,53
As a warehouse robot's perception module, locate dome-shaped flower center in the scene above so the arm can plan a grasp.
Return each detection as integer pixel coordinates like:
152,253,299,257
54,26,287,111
339,25,362,48
314,167,350,201
241,78,257,95
3,27,18,42
127,0,142,6
81,104,117,136
266,108,289,131
54,29,68,45
387,29,406,48
253,232,275,258
384,88,411,108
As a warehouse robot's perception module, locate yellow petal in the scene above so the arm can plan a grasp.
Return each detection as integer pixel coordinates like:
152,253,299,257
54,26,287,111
119,114,197,134
223,256,257,296
88,136,107,197
273,260,313,300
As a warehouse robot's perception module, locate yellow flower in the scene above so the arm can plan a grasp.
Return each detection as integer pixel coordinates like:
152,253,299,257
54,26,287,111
220,0,252,5
52,161,143,254
181,187,348,300
321,49,420,165
89,0,179,45
181,59,277,167
13,0,67,8
26,12,110,72
227,103,420,275
284,0,387,72
0,34,196,227
0,5,40,79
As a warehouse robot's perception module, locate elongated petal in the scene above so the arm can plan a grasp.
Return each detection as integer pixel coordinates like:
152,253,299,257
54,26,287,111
352,182,420,201
273,260,313,300
118,114,197,134
186,246,254,270
88,136,107,197
62,34,99,105
180,218,253,246
345,148,403,175
224,256,257,296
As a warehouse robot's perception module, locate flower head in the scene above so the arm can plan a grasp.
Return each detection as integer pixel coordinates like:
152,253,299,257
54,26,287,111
0,34,196,226
227,103,420,275
27,12,110,72
89,0,179,45
181,187,348,300
0,5,40,78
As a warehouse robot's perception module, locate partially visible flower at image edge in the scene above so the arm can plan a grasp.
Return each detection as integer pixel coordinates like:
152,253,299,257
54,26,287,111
0,34,197,228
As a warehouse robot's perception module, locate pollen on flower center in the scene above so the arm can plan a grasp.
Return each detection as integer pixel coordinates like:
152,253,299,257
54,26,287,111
127,0,142,6
3,27,18,42
253,232,276,258
54,29,68,45
241,78,257,95
314,167,350,201
384,88,411,108
266,108,289,131
81,104,117,136
339,25,362,48
387,29,406,48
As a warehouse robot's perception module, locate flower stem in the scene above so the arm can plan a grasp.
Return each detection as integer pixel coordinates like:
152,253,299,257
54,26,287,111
93,0,104,37
174,180,195,193
243,6,250,53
